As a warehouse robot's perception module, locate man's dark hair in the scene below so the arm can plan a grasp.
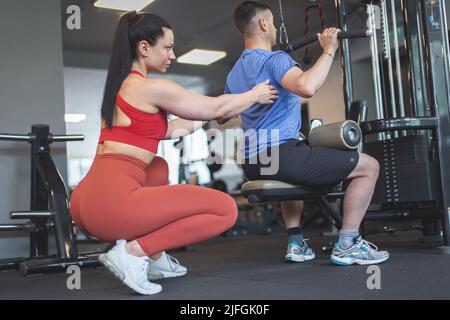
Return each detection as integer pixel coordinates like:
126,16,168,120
233,1,273,35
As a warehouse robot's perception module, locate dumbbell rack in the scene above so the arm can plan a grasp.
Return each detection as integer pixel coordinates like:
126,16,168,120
0,124,101,275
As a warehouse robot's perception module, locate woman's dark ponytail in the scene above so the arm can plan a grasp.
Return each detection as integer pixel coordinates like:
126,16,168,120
100,11,172,128
101,11,135,128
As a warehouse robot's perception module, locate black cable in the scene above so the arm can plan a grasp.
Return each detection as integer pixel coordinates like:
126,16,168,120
303,1,326,65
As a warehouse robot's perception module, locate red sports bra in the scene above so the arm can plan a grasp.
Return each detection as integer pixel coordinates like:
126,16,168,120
98,70,168,153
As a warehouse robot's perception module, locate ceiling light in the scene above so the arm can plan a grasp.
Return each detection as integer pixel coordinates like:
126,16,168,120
177,49,227,66
65,114,87,123
94,0,155,12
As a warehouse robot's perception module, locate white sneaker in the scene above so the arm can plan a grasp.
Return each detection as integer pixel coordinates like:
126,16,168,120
99,240,162,295
146,251,187,280
330,237,390,266
284,240,316,263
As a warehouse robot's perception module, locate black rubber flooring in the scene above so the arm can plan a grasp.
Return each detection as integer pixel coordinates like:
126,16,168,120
1,228,450,300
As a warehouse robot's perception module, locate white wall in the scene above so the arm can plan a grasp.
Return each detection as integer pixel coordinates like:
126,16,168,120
0,0,67,259
64,67,106,160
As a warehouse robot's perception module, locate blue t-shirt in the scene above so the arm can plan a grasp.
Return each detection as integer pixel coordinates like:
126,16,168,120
225,49,302,159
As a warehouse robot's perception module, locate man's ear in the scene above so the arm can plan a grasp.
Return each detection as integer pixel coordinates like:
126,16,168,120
258,17,268,32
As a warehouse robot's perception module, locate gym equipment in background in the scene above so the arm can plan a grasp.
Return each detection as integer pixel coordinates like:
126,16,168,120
337,0,450,252
0,125,101,275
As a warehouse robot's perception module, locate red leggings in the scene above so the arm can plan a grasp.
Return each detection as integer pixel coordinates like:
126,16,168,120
69,153,238,256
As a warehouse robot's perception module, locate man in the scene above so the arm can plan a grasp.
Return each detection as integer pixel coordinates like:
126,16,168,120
225,1,389,265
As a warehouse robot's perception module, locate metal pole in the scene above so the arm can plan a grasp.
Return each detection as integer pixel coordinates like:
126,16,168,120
401,0,429,119
437,0,450,251
30,125,50,257
367,2,385,140
380,0,397,119
335,0,354,118
420,0,450,251
390,0,406,118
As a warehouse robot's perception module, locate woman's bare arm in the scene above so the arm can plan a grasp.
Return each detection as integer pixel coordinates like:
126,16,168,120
146,79,278,121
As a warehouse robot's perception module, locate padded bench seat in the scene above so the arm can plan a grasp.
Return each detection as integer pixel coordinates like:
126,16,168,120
241,180,344,203
241,180,345,229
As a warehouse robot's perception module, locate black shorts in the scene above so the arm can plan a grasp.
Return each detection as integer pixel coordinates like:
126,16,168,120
242,140,359,187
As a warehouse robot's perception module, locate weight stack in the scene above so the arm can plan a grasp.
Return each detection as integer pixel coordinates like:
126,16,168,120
364,135,439,205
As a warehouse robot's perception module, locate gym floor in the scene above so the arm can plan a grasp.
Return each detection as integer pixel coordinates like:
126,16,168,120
1,226,449,300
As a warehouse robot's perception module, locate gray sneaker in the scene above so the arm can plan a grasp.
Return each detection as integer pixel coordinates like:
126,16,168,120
330,237,390,266
146,251,187,280
284,240,316,263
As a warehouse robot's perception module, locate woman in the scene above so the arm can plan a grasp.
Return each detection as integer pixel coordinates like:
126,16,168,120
69,10,278,295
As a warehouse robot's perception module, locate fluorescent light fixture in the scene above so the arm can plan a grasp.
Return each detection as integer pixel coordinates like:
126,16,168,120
65,114,87,123
177,49,227,66
94,0,155,12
